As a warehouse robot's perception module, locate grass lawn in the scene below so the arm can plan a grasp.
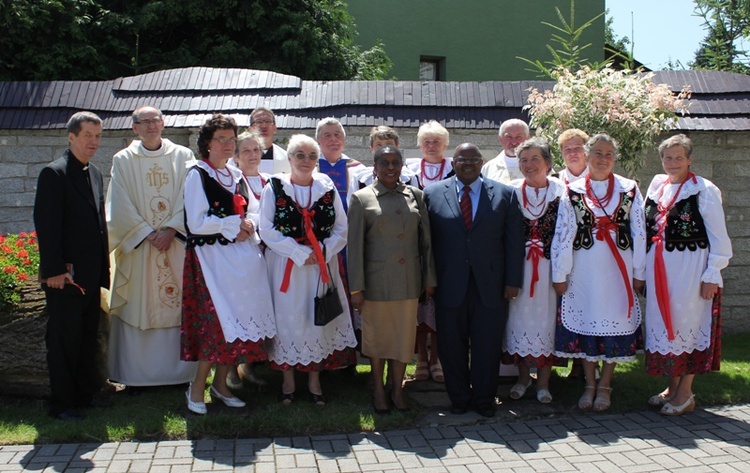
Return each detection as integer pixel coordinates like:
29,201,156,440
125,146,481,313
1,332,749,445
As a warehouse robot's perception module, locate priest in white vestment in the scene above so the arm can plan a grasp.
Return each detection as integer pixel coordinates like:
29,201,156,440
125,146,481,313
105,106,197,386
481,118,530,184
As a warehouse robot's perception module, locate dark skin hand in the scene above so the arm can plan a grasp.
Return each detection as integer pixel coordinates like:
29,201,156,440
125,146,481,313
504,286,520,300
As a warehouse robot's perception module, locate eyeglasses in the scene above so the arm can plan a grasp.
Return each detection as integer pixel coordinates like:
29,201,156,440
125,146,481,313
455,156,482,164
212,137,237,145
252,119,274,125
293,152,318,161
134,118,162,126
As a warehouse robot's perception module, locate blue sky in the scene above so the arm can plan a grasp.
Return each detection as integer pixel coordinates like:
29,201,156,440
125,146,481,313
606,0,707,70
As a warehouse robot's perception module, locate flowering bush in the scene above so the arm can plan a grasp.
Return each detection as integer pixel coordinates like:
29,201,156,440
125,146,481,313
0,232,40,312
525,65,691,176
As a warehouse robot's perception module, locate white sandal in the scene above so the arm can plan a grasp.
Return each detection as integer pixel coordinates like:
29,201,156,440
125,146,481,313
509,379,532,400
578,385,596,410
536,388,553,404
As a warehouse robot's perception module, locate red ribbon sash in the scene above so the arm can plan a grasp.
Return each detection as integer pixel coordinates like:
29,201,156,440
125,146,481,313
651,172,695,340
526,226,543,298
594,216,634,318
279,208,330,293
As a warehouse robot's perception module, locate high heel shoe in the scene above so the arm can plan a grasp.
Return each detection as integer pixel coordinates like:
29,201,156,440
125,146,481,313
661,395,695,416
209,386,246,408
185,383,207,415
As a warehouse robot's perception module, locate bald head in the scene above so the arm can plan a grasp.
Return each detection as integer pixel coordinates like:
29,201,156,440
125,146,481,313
452,143,484,186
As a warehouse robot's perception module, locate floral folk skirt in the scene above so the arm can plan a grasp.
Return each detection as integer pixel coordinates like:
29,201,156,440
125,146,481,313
645,291,722,377
501,352,557,369
180,248,267,365
554,306,644,363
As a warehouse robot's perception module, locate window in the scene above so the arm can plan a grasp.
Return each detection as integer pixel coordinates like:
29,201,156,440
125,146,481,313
420,57,445,81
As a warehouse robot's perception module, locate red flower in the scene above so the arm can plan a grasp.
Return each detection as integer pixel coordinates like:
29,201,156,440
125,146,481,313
3,266,18,274
18,232,28,238
15,240,24,248
276,197,287,207
0,245,11,254
18,274,28,281
17,250,28,258
322,193,333,205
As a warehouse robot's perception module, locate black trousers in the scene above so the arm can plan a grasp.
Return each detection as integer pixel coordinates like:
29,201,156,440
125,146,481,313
435,274,508,408
44,286,101,414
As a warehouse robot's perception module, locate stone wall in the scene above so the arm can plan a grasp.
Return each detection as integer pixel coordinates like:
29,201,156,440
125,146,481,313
1,127,748,332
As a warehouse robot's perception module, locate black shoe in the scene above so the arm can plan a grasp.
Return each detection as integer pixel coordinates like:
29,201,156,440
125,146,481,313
389,393,410,413
372,396,391,415
278,391,295,406
309,391,327,407
54,408,85,421
450,404,469,415
474,404,496,418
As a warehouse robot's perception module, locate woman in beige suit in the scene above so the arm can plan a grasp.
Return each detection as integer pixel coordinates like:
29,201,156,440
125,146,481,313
348,146,437,414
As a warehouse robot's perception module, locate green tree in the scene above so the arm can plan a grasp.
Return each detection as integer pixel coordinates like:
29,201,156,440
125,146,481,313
0,0,391,81
517,0,607,78
692,0,750,74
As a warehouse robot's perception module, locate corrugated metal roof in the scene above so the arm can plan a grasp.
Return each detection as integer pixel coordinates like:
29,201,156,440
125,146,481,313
1,66,749,131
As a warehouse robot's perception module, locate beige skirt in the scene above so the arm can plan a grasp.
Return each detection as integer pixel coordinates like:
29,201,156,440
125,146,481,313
361,299,419,363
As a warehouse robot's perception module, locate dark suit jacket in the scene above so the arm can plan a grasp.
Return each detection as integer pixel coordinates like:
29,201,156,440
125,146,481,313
34,150,109,291
424,176,524,309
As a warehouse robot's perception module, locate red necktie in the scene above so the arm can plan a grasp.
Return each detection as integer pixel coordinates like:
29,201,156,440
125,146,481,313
461,185,473,229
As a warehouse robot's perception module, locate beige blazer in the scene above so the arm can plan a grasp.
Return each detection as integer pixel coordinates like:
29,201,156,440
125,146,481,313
347,181,437,301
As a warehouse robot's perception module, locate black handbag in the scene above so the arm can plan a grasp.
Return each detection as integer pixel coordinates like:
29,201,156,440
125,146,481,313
314,263,344,326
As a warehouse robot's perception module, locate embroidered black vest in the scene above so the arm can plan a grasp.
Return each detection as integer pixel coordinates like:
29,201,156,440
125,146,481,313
524,198,560,259
185,166,250,248
270,177,337,241
569,187,634,251
645,193,709,252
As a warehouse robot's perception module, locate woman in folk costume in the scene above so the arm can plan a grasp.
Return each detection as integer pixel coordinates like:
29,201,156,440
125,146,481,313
552,133,647,412
404,120,455,383
644,134,732,416
181,114,276,415
503,138,565,404
223,130,272,389
259,134,357,407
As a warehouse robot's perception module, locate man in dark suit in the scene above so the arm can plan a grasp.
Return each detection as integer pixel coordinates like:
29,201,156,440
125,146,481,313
34,111,110,421
424,142,524,417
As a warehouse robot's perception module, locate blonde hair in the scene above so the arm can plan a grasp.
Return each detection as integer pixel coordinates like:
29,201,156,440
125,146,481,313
417,120,449,147
557,128,589,149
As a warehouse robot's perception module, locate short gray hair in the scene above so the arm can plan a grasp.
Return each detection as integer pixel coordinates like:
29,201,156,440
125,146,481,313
132,106,162,123
658,134,693,158
499,118,529,137
315,117,345,139
584,133,620,159
66,111,102,135
287,134,321,156
516,138,553,169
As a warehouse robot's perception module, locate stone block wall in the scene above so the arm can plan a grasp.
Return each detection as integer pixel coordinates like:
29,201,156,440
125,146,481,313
2,127,748,332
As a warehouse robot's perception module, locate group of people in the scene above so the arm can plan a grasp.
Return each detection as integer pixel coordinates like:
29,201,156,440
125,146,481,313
33,107,731,422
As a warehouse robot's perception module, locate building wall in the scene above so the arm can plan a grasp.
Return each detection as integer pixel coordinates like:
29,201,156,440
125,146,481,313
1,128,748,333
346,0,606,81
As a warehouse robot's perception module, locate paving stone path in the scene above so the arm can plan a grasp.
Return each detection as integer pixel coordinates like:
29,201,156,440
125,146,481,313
2,403,749,472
